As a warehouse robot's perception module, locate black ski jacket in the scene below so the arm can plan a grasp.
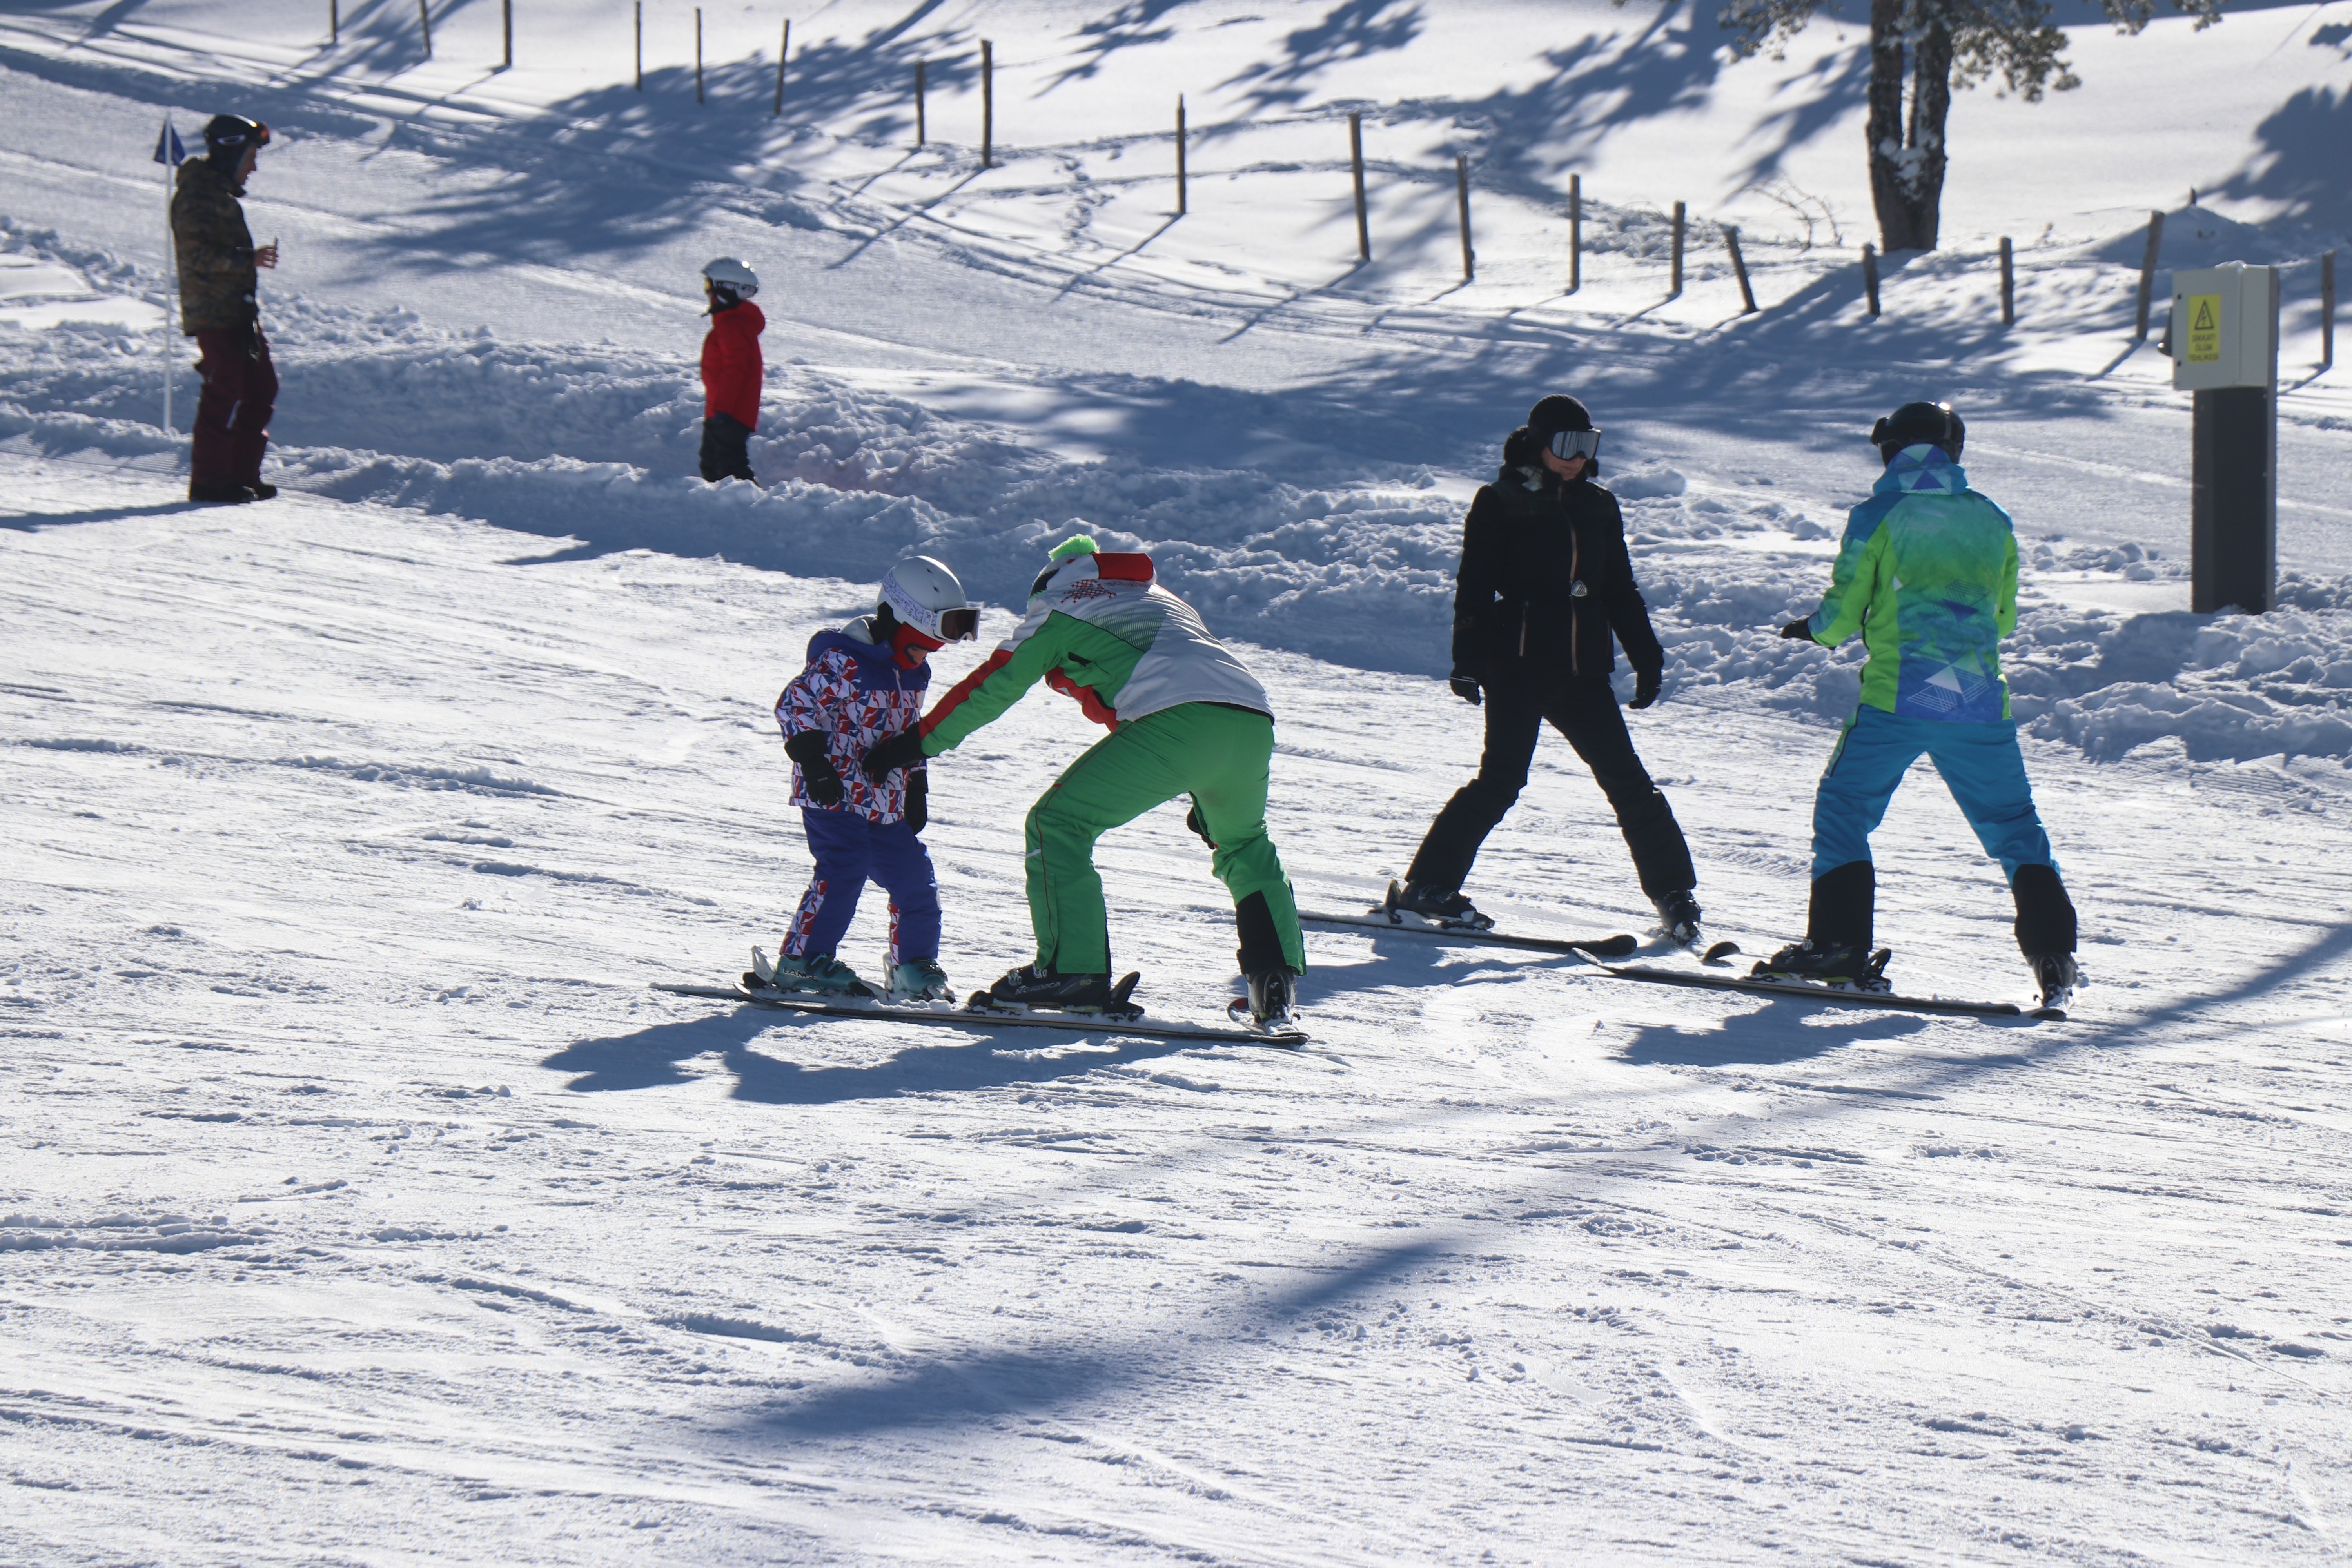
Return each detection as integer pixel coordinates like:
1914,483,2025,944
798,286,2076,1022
1450,459,1665,684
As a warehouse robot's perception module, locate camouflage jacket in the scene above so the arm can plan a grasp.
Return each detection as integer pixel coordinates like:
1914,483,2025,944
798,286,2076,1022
171,159,258,335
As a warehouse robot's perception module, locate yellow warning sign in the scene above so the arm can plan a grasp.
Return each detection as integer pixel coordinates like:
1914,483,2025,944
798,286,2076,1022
2186,294,2221,364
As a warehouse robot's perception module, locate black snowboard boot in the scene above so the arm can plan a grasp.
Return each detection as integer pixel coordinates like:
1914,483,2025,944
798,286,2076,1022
1387,879,1494,930
188,482,253,505
986,964,1119,1011
1751,940,1892,993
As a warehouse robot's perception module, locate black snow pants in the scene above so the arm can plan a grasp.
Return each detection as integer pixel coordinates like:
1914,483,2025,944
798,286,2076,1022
1405,676,1695,902
699,411,755,483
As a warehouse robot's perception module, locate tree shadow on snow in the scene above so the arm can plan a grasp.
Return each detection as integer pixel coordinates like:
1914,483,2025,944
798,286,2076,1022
1613,1002,1929,1067
544,1002,1220,1103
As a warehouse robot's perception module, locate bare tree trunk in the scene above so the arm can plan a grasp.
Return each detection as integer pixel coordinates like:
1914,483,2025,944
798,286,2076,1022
1866,0,1950,252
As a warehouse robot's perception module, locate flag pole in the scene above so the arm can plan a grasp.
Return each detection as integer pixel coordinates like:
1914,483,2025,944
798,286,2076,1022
162,122,174,434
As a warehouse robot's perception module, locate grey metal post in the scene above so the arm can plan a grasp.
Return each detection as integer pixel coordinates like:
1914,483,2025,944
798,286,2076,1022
501,0,511,68
418,0,431,54
331,0,339,45
1567,173,1580,294
2189,270,2280,615
773,19,789,116
1862,243,1880,318
1455,155,1474,281
2324,250,2337,370
1725,225,1755,314
980,40,993,167
633,1,641,90
695,9,704,105
1175,96,1187,216
2000,236,2015,327
1348,113,1369,262
915,60,925,145
2134,211,2163,339
1669,200,1684,296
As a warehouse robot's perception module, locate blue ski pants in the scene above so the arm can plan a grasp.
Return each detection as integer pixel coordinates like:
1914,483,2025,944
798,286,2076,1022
1813,706,2056,881
785,808,942,965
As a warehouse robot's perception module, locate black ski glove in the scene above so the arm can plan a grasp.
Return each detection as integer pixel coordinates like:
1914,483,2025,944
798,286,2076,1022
1779,618,1815,641
1449,674,1483,706
862,727,927,782
904,769,927,835
1629,667,1662,710
783,729,844,807
1184,795,1218,851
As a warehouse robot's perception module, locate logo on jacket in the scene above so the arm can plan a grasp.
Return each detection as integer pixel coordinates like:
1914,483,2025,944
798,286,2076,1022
1058,579,1119,604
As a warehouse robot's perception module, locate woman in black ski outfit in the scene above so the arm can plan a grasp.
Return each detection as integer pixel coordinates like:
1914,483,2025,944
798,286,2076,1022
1394,395,1704,943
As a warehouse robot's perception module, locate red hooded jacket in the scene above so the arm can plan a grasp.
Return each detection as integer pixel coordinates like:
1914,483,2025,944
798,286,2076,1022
701,299,765,429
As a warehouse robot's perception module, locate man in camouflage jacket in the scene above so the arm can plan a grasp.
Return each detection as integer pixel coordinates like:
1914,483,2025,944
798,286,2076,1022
171,115,279,503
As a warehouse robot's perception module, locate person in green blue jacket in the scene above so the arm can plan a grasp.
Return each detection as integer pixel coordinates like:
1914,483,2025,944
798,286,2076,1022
858,534,1307,1025
1753,401,2079,1009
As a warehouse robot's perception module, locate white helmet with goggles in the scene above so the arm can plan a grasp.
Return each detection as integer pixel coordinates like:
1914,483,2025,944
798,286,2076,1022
880,555,978,643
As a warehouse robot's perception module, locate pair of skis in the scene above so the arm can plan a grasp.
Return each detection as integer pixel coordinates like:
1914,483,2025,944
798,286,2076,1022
1303,887,2065,1021
653,967,1310,1048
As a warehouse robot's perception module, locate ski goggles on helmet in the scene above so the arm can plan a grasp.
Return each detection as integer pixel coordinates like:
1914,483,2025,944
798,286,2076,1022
1546,427,1602,463
938,607,980,642
209,118,270,151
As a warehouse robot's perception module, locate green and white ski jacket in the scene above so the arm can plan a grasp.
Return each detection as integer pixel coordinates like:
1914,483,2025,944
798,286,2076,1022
917,551,1271,756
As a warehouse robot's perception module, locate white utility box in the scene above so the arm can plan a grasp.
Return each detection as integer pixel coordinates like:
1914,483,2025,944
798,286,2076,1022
2169,263,2280,391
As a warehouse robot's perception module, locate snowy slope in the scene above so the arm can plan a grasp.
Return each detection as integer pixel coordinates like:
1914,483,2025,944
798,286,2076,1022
4,0,2352,1560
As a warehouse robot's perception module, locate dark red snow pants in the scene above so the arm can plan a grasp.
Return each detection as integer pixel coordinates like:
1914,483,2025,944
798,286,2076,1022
190,328,278,490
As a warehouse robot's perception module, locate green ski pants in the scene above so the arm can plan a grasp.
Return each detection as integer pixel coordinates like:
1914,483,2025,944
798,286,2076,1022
1024,701,1306,976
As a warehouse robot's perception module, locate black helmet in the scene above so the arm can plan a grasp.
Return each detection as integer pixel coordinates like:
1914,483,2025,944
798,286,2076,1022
203,114,271,165
1870,401,1964,464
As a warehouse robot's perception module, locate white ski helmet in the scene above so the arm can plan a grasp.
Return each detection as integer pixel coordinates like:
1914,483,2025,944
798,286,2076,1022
700,256,759,299
880,555,978,643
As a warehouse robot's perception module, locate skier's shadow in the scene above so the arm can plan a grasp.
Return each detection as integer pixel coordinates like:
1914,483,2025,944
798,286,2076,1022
545,1005,1220,1104
1613,1002,1930,1067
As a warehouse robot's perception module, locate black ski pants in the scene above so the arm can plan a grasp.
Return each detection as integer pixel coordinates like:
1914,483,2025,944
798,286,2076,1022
1405,676,1695,901
699,411,755,483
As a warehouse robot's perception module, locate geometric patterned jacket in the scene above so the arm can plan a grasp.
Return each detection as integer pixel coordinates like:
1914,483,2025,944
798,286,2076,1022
775,617,930,822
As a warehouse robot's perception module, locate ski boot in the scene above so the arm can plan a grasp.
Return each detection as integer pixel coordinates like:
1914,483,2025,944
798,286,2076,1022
746,947,873,997
1653,889,1703,946
884,958,953,1004
187,482,253,505
1230,968,1299,1032
970,964,1142,1019
245,482,279,501
1383,878,1494,931
1749,939,1893,994
2027,952,2079,1016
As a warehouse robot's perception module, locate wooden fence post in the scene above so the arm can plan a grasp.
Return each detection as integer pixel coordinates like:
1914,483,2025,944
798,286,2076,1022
980,40,993,168
1862,243,1881,318
633,1,641,90
915,60,926,145
418,0,431,55
2322,250,2337,370
772,19,789,115
2133,211,2163,339
1567,173,1580,294
1455,155,1474,281
695,9,704,105
2000,236,2015,327
331,0,339,45
1348,112,1369,262
1669,201,1685,297
501,0,511,67
1725,225,1755,314
1176,96,1187,216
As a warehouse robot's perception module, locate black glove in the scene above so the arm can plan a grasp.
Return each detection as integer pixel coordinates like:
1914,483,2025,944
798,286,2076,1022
1184,796,1218,851
862,727,927,782
1449,674,1483,706
1779,618,1815,641
1630,667,1662,710
904,769,927,835
782,730,844,807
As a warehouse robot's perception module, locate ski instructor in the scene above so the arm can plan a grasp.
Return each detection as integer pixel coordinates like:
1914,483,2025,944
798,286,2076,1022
171,114,279,505
858,535,1308,1026
1391,394,1705,945
1752,401,2079,1010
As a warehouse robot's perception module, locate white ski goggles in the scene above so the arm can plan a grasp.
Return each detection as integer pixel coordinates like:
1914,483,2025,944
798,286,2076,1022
1547,427,1602,462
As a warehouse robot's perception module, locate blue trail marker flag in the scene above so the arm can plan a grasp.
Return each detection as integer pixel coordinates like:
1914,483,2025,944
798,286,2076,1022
154,119,185,166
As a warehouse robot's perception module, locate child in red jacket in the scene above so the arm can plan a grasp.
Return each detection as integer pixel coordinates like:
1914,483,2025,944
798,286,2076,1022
698,258,764,483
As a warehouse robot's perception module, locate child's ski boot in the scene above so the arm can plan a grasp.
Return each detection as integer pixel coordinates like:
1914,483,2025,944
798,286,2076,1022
1749,940,1893,994
1383,879,1494,931
747,947,873,997
885,958,954,1004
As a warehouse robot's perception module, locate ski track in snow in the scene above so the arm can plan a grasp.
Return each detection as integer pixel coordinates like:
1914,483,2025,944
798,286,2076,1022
3,0,2352,1559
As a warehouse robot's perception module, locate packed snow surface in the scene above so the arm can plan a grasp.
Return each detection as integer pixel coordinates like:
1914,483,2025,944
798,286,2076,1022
4,0,2352,1561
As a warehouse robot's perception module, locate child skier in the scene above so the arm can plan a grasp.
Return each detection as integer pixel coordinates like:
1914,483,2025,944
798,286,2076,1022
698,258,763,484
1755,401,2080,1009
761,556,979,1000
858,535,1308,1027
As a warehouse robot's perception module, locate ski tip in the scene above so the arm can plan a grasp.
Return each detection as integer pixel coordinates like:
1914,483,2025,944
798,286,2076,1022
1580,934,1641,959
1111,971,1143,1006
1700,939,1742,963
2029,1005,2070,1022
